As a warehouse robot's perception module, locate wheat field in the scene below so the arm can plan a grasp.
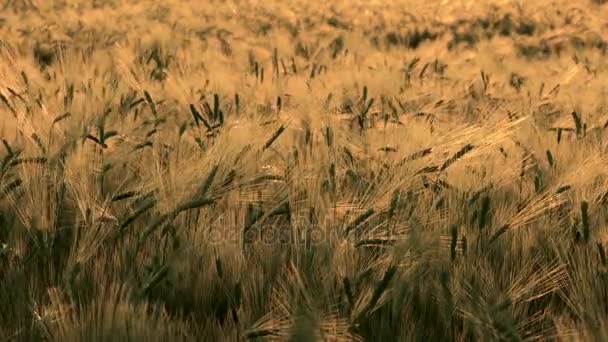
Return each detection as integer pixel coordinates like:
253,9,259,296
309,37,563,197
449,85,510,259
1,0,608,340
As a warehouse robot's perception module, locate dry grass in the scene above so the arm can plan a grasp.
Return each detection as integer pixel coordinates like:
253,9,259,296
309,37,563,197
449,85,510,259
1,0,608,340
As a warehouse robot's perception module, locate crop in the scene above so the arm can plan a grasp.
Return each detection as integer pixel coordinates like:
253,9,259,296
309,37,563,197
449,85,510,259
1,0,608,341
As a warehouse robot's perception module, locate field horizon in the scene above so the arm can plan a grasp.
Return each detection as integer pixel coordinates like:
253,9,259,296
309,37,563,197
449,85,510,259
2,0,608,341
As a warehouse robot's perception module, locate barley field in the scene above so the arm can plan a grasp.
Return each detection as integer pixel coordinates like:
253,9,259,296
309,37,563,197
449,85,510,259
1,0,608,340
